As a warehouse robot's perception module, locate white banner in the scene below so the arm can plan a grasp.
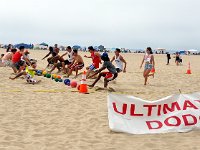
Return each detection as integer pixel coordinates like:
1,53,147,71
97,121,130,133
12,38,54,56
107,93,200,134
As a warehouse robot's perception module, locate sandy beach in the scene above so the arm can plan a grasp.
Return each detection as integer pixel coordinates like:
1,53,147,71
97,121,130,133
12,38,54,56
0,48,200,150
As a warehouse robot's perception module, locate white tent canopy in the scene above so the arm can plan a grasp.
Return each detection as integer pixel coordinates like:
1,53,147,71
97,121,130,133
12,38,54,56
156,48,166,51
187,49,199,52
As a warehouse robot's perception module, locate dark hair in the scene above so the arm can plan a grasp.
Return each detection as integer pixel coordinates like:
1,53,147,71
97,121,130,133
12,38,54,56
49,46,53,52
88,46,94,51
31,61,36,65
19,46,25,50
116,48,121,53
73,49,78,53
101,55,110,61
11,48,17,53
147,47,153,54
67,46,71,49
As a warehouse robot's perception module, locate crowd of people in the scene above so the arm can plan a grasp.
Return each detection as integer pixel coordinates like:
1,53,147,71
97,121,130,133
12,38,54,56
1,44,186,87
0,44,130,87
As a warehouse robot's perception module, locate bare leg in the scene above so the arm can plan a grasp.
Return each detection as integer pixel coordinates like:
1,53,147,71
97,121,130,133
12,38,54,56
86,69,92,79
9,71,26,80
104,73,118,88
74,67,79,78
104,78,108,88
49,63,58,73
143,70,151,85
89,73,103,87
11,66,18,73
67,69,73,77
62,62,67,74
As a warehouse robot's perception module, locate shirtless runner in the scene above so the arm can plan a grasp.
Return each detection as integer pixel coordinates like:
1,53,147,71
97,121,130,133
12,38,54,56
66,49,84,78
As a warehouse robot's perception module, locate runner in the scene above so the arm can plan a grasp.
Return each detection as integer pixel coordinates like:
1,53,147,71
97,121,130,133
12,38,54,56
84,46,101,78
140,47,155,85
111,48,127,73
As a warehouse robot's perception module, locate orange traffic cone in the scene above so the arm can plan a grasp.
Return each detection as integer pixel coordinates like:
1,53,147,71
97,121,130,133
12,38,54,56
79,71,88,94
186,62,192,74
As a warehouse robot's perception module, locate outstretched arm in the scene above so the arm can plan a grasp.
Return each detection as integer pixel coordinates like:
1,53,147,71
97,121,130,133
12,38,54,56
152,55,155,68
61,52,68,58
88,66,106,78
140,56,145,68
111,56,115,63
84,55,92,58
23,55,31,66
9,71,26,80
42,52,51,60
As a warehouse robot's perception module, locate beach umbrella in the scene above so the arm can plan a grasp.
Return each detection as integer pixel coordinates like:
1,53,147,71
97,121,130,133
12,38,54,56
72,45,81,50
14,43,32,49
98,45,105,52
40,42,48,47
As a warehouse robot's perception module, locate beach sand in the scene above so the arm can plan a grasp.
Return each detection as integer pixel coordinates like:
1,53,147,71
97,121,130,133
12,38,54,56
0,49,200,150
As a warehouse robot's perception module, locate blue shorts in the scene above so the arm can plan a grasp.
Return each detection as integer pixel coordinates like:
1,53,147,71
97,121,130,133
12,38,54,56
89,64,96,71
144,64,153,70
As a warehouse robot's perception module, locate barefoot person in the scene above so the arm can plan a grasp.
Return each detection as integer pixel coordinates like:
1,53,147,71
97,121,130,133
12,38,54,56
0,54,5,67
140,47,155,85
12,46,31,73
166,52,171,65
1,48,17,71
111,48,127,73
66,49,84,78
49,46,74,74
84,46,101,78
42,44,64,69
88,52,118,88
175,52,180,66
9,61,41,84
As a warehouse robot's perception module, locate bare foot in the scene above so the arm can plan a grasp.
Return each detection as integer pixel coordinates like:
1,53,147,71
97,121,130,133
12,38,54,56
88,85,94,88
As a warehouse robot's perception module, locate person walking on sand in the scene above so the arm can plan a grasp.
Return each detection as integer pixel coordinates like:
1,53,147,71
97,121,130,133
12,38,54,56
175,52,180,66
140,47,155,85
166,52,171,65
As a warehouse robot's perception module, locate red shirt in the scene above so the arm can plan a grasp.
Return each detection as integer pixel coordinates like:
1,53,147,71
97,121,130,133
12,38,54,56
91,52,100,68
12,51,22,63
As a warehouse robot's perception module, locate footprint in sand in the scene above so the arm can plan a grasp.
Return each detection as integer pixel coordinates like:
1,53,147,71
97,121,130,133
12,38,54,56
94,86,116,92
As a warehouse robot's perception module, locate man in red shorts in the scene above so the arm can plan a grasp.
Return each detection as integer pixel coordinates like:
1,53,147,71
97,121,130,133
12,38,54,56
88,52,118,88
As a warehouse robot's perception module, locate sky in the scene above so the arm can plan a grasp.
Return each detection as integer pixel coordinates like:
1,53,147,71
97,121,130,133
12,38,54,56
0,0,200,50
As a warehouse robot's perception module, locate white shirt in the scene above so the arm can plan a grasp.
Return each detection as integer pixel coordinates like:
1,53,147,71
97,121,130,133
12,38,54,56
115,55,123,70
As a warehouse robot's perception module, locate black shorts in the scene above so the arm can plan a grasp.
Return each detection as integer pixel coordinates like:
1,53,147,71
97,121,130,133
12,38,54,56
116,68,122,73
14,60,25,70
57,60,71,68
64,60,71,65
